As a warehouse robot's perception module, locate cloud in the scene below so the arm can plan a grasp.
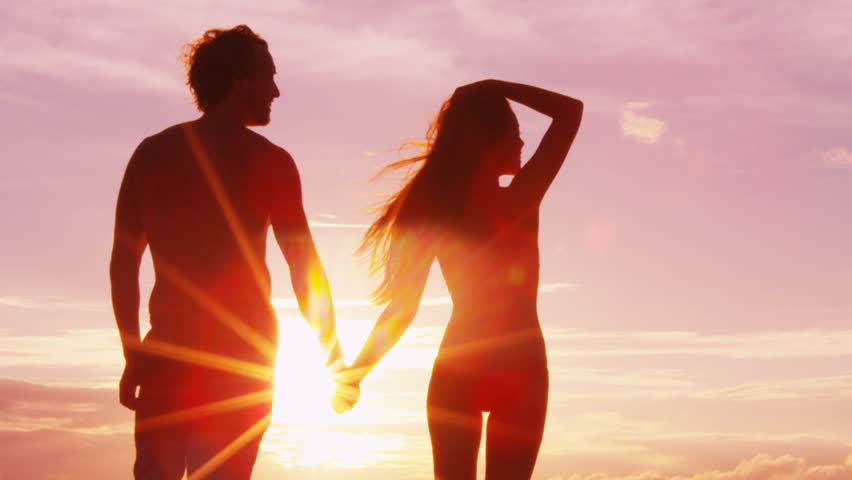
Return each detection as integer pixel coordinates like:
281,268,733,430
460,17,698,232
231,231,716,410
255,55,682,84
0,378,128,431
620,102,668,144
308,220,371,229
533,429,852,480
819,147,852,168
0,329,120,371
452,0,536,39
271,281,576,309
539,282,579,293
553,370,852,404
0,296,107,312
546,328,852,360
0,429,133,479
709,375,852,402
0,34,177,93
1,0,458,110
548,452,852,480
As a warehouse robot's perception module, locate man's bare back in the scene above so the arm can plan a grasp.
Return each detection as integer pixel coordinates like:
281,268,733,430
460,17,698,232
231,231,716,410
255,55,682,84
124,122,298,364
109,25,344,479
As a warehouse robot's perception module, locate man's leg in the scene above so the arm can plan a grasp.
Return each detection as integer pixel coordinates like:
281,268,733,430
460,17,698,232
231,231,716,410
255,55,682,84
185,403,272,480
134,386,189,480
184,375,274,480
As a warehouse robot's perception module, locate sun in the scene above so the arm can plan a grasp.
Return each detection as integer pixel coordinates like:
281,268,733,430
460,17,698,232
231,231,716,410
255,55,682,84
264,314,414,468
271,315,372,425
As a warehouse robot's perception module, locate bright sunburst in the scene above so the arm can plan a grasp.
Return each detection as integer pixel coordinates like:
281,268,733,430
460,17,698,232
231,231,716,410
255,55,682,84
271,316,372,425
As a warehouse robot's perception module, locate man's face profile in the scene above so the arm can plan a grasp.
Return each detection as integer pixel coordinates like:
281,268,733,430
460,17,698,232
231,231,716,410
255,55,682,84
240,45,279,127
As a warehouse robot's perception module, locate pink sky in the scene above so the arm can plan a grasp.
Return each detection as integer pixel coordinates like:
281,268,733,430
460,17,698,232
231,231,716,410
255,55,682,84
2,1,852,478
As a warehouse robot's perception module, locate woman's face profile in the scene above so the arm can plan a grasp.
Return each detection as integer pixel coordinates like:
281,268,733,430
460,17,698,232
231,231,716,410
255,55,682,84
482,123,524,177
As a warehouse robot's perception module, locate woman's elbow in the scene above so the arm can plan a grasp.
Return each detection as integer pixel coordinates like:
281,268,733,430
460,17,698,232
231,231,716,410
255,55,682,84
570,98,584,119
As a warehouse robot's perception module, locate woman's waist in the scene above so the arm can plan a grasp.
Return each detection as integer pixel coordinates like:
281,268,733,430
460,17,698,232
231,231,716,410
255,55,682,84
449,295,538,317
436,324,546,369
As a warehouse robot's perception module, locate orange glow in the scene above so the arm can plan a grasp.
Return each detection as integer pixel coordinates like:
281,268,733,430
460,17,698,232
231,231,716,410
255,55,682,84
150,259,277,363
186,412,271,480
136,389,273,431
123,333,273,381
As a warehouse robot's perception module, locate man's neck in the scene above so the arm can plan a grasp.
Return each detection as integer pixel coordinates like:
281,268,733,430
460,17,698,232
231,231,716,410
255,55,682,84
197,108,247,134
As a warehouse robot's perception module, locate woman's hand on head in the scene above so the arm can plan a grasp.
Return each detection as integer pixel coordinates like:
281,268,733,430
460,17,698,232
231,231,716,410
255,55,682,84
454,79,499,99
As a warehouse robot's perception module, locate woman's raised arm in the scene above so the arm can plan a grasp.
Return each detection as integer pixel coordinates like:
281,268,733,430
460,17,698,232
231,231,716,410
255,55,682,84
470,79,583,205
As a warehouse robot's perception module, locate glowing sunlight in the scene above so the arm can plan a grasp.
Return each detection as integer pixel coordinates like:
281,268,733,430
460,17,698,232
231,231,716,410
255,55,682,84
271,315,371,425
267,314,417,468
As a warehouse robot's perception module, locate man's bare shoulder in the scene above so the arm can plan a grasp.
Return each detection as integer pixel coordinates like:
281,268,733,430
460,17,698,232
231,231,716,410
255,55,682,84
128,123,191,163
245,129,293,161
243,129,298,176
138,123,191,150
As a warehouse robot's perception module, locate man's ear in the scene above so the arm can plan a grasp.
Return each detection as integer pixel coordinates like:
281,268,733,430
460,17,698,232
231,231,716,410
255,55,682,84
231,76,250,99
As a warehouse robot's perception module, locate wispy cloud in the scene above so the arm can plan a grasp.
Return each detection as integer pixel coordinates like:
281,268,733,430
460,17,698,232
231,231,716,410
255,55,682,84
546,328,852,359
553,370,852,403
820,147,852,169
0,296,107,312
710,375,852,402
0,429,133,479
0,378,128,431
272,298,372,309
307,220,370,229
0,281,576,317
539,282,579,293
548,452,852,480
272,281,576,309
0,329,120,374
620,102,667,144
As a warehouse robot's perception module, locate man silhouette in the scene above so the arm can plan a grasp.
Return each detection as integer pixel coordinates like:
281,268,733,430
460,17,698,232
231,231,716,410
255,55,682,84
110,25,345,479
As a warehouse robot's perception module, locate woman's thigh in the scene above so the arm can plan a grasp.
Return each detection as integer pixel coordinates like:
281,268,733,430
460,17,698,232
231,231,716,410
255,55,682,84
484,369,549,480
427,369,484,480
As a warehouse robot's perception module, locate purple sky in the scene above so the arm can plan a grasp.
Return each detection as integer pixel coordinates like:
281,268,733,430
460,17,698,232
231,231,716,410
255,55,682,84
2,1,851,478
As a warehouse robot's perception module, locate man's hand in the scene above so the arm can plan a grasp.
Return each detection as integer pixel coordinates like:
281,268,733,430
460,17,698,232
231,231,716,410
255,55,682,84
330,379,361,414
118,361,142,410
329,365,366,414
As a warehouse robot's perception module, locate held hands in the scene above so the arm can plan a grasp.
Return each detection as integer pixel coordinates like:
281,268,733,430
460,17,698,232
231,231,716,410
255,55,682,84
329,364,368,414
330,377,361,414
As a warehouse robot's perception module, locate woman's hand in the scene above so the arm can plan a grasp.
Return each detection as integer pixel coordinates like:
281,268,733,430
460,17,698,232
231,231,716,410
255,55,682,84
453,79,499,99
330,367,363,413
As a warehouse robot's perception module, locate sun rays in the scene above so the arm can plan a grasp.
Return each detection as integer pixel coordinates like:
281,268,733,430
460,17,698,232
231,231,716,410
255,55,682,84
186,412,272,480
120,125,549,477
136,390,274,431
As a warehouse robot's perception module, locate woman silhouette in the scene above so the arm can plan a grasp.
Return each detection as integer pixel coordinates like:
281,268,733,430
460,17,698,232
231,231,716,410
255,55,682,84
346,79,582,479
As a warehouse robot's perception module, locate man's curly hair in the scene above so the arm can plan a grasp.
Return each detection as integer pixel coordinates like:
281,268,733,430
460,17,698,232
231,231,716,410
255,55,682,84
182,25,268,113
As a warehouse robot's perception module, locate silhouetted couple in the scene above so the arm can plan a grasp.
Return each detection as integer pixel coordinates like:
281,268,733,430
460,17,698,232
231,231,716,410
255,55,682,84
110,25,582,479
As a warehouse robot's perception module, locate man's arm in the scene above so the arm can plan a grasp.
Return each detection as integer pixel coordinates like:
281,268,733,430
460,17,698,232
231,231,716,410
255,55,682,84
269,149,344,371
109,141,149,410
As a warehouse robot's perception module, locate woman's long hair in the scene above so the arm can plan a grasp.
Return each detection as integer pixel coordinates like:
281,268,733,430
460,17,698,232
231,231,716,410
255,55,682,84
360,88,517,304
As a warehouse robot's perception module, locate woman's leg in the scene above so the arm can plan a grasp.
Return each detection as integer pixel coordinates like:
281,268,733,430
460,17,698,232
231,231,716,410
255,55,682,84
484,369,549,480
427,368,484,480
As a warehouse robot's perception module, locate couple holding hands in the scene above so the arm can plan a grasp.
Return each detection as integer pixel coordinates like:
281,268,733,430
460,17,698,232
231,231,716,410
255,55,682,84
110,24,582,480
